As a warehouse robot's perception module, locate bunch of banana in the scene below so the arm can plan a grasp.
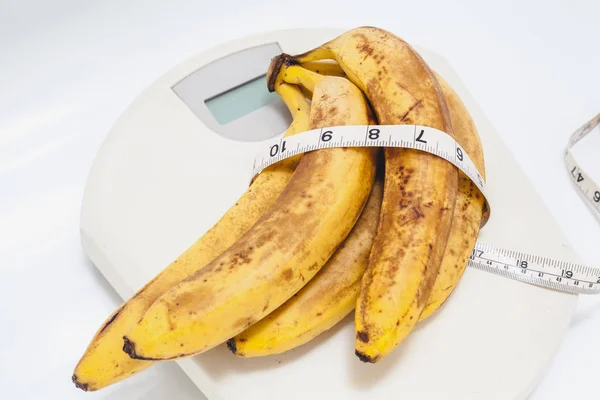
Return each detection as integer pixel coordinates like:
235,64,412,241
229,54,486,359
73,26,487,392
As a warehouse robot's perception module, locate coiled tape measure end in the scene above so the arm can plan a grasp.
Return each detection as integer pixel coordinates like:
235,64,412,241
565,112,600,217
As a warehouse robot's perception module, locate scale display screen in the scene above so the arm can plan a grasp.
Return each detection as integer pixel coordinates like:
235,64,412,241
171,42,290,141
204,75,280,125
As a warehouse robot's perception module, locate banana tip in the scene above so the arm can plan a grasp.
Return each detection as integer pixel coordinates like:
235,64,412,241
355,350,377,363
72,374,89,392
226,338,237,354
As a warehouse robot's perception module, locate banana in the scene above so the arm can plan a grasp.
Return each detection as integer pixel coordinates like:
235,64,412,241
419,73,486,320
294,26,458,363
71,82,310,391
229,172,383,357
121,68,377,361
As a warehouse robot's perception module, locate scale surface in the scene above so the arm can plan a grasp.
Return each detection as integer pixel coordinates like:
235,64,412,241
80,28,579,400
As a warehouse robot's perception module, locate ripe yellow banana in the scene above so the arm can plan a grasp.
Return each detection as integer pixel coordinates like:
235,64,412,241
71,82,310,391
294,26,458,363
122,67,377,361
229,173,383,357
419,73,486,320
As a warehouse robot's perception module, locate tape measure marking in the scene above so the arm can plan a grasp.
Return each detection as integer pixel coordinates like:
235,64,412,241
250,123,600,295
469,242,600,294
252,124,487,198
564,113,600,217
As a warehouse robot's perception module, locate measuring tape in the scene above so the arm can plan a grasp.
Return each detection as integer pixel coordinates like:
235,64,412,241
251,122,600,295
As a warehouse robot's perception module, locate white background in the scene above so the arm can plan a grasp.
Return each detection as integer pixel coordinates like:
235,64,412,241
1,0,599,398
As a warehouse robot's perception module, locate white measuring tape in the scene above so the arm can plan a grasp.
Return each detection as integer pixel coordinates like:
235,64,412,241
251,122,600,295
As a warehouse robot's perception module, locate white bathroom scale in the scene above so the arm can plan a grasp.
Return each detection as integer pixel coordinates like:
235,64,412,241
80,28,580,400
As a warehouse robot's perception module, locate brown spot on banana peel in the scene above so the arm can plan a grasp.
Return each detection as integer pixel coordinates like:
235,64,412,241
400,99,423,122
165,288,214,315
356,38,375,60
412,206,424,219
399,207,425,226
121,337,154,361
282,268,294,280
311,104,326,127
356,331,369,343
